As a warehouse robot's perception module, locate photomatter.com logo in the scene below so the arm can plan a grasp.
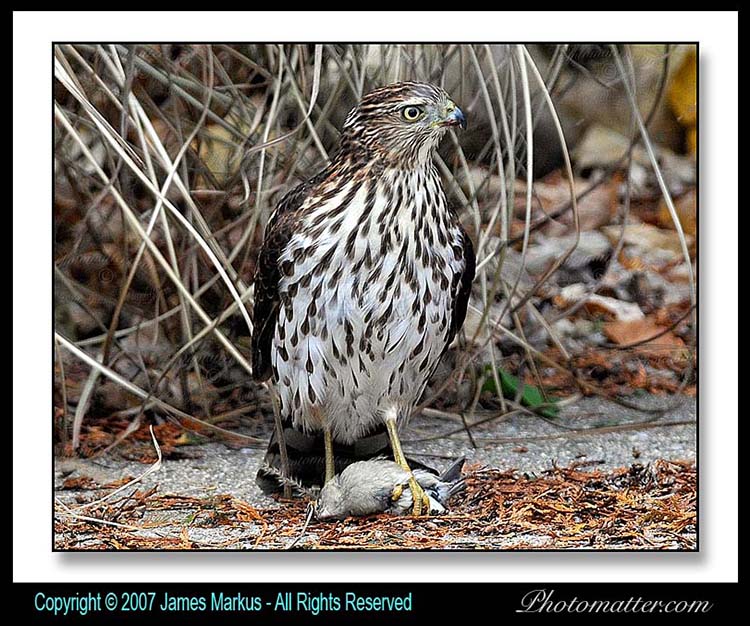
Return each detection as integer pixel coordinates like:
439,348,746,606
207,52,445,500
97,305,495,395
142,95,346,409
517,589,713,614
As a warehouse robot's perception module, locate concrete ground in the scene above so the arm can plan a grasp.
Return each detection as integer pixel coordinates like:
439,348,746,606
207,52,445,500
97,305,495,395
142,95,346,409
54,394,696,549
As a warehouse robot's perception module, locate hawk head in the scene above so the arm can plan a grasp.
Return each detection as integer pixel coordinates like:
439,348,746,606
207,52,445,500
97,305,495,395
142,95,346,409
340,81,466,168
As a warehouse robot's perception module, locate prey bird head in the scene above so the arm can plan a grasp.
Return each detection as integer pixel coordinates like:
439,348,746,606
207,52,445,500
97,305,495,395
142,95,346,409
340,81,466,168
314,474,346,521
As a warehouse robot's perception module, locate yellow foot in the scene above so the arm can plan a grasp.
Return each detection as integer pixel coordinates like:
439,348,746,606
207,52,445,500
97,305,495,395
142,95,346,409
391,484,404,502
408,475,431,517
384,418,430,515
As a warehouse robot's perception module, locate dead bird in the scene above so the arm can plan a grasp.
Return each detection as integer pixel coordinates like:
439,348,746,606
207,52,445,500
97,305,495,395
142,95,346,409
315,457,466,521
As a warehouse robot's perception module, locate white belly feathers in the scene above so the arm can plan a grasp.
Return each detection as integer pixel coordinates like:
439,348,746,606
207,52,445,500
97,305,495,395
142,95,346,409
271,166,464,443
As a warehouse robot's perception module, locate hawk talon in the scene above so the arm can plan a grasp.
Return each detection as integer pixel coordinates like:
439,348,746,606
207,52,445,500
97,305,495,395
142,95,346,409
408,475,429,517
391,484,404,502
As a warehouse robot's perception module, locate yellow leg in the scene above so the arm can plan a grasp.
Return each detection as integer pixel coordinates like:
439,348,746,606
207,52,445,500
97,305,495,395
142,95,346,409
323,427,335,484
385,419,430,516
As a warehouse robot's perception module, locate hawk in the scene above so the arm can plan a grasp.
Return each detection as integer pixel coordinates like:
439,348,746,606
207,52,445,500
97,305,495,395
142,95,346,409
252,82,475,515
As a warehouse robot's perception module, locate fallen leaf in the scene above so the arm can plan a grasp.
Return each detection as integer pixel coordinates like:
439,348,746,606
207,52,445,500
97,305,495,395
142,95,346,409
556,284,645,322
667,46,697,156
658,189,696,236
603,223,694,256
482,366,559,418
61,476,98,490
603,317,686,360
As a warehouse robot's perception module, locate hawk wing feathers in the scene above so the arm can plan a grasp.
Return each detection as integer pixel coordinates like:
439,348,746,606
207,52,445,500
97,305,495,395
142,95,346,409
251,170,328,381
446,223,476,352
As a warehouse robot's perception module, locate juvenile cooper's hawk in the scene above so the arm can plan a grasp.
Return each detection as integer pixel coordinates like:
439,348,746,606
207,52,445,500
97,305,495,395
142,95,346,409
252,82,475,515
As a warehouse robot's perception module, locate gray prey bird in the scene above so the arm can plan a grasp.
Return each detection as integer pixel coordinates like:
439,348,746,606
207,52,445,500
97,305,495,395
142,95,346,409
315,457,467,520
252,82,475,515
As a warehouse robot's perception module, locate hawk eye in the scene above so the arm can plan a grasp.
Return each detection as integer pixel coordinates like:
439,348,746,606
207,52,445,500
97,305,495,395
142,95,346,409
401,105,424,122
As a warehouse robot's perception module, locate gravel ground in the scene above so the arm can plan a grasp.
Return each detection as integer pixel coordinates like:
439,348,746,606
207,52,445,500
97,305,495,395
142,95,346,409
55,394,696,549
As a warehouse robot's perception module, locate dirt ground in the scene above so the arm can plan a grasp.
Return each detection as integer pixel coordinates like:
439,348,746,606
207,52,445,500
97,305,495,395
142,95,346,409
54,395,696,550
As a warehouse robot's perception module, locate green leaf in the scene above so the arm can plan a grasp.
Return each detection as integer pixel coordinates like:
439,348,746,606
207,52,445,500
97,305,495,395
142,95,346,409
481,365,559,419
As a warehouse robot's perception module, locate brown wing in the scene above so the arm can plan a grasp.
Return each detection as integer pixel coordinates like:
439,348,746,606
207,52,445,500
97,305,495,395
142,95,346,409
446,225,475,349
251,170,327,381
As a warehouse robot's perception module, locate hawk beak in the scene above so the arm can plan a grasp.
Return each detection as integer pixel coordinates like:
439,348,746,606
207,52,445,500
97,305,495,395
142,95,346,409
442,105,467,130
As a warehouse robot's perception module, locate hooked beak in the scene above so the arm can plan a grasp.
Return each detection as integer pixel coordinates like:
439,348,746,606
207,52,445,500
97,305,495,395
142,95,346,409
441,104,467,130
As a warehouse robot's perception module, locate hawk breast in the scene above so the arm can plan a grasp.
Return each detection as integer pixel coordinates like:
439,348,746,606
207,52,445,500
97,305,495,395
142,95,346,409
256,164,473,441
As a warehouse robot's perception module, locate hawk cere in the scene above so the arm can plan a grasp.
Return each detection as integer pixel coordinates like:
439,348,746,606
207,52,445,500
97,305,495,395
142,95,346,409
252,82,475,515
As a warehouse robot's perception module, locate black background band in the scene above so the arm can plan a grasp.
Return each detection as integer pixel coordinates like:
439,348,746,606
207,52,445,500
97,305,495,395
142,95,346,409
19,582,735,623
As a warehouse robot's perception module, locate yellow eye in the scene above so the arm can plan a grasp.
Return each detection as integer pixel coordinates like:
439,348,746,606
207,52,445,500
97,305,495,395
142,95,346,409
401,106,423,122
